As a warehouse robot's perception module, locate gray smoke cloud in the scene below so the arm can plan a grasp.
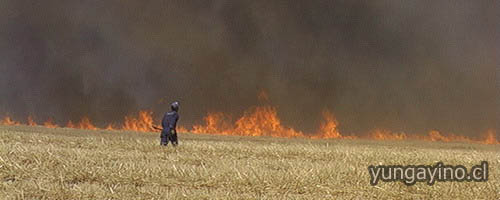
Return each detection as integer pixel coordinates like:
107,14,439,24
0,1,497,137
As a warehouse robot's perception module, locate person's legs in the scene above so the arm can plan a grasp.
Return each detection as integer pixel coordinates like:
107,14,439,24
160,131,169,146
171,133,178,146
169,129,178,146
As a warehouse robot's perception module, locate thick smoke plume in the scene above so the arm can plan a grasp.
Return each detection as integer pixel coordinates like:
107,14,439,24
0,1,497,137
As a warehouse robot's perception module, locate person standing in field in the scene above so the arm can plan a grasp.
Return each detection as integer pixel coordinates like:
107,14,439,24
161,101,179,146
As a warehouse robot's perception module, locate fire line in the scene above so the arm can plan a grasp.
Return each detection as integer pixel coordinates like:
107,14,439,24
1,107,497,144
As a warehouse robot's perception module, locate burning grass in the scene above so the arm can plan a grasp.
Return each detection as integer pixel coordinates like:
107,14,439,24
0,125,498,199
1,92,497,144
1,107,497,144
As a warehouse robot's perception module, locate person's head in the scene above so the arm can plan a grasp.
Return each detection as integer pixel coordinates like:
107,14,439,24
171,101,179,112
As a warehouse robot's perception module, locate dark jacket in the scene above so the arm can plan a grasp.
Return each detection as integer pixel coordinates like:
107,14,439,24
161,111,179,132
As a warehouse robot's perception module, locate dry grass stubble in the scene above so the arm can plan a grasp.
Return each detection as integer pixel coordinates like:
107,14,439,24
0,125,498,199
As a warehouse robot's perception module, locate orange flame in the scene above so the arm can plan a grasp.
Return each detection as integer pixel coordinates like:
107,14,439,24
191,106,305,137
1,116,21,126
27,116,37,126
66,120,76,128
75,117,97,130
0,91,497,145
122,110,155,132
105,124,115,130
362,129,497,144
424,130,470,142
43,118,58,128
482,129,498,145
312,110,344,139
234,106,303,137
192,112,232,134
176,126,188,133
369,130,407,140
191,106,351,138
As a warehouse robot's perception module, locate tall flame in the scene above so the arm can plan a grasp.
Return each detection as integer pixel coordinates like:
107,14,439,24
122,110,155,132
312,110,343,139
233,106,303,137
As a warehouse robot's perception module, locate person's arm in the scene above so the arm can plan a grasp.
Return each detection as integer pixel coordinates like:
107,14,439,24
173,113,179,134
159,113,168,131
152,125,162,131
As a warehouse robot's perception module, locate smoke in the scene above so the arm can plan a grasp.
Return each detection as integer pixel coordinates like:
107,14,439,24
0,1,497,137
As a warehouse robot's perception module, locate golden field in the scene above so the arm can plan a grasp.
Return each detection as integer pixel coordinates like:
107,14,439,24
0,125,498,199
